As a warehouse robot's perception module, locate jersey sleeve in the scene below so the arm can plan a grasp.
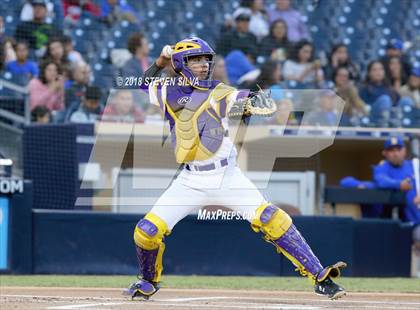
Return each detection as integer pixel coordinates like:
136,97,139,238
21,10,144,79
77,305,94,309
212,83,250,118
147,83,161,107
373,163,402,190
140,62,165,108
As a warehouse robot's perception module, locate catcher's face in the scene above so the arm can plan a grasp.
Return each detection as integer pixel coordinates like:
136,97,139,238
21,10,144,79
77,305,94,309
187,55,210,80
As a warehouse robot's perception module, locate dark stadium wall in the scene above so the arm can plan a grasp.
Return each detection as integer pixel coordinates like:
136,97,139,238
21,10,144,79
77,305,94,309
23,124,79,210
29,211,412,277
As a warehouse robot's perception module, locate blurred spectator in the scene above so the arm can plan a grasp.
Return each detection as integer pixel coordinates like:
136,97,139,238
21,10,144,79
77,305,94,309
0,16,4,40
31,105,51,123
120,33,150,78
359,61,413,127
282,40,324,86
332,66,367,125
217,12,258,61
65,62,91,107
270,98,298,126
100,0,139,26
244,59,282,91
20,0,64,27
225,50,257,86
303,91,340,126
69,85,103,123
102,89,145,123
259,18,290,61
213,55,229,85
399,67,420,109
233,0,269,40
15,0,63,54
6,41,39,79
62,0,101,24
267,0,308,42
0,16,5,70
42,37,71,76
373,136,420,224
28,60,64,111
241,60,283,125
1,37,17,66
324,44,360,82
63,35,85,66
385,56,408,92
380,39,412,78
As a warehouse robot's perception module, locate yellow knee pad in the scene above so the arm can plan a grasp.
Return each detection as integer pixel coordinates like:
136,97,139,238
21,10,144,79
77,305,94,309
134,213,170,250
251,203,292,240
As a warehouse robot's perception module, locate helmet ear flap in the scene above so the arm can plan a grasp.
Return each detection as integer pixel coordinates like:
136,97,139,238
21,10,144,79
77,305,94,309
172,57,183,73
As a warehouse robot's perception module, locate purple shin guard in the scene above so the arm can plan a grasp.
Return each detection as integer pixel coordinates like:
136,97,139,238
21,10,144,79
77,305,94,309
274,224,323,277
135,245,159,282
135,219,161,283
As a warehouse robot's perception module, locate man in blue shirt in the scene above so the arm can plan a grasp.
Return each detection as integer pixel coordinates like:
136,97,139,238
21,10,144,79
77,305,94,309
373,136,420,224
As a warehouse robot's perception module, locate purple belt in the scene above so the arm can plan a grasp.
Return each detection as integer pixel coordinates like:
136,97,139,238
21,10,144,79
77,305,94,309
185,158,229,172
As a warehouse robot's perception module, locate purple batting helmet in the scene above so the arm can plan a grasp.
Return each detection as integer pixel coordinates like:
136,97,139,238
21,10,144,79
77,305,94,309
171,37,216,90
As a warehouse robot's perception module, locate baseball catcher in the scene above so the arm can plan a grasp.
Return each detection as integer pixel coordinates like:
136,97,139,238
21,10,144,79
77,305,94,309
124,37,346,300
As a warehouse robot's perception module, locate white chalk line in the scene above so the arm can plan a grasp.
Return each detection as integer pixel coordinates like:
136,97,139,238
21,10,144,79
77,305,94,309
47,302,418,310
48,302,320,310
47,303,125,310
2,294,420,308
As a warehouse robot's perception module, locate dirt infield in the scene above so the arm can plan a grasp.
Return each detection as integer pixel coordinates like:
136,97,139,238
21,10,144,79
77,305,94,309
1,287,420,310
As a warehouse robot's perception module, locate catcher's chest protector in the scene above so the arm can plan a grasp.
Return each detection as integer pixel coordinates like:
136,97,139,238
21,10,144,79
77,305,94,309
157,83,235,163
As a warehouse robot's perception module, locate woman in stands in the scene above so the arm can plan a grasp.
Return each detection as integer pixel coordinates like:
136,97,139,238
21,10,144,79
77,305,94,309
359,60,413,127
243,59,283,90
28,60,64,112
399,67,420,109
43,37,71,77
259,18,291,61
324,43,359,82
385,56,408,92
332,66,367,126
282,39,324,87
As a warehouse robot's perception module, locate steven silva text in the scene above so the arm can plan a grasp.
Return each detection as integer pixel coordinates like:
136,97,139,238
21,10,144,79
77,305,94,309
118,76,200,87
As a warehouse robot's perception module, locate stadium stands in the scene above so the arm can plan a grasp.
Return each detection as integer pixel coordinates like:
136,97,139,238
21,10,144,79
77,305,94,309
0,0,418,129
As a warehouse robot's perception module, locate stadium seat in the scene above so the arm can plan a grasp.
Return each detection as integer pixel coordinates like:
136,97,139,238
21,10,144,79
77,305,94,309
92,61,118,91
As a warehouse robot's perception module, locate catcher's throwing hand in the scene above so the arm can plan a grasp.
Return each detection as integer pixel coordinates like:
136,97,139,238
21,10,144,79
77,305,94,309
228,90,277,118
156,45,174,68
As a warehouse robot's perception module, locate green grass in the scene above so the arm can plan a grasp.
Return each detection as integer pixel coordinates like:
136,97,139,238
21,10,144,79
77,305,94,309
1,275,419,293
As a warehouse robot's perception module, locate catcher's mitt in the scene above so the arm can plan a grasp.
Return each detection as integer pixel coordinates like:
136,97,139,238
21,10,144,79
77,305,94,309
228,90,277,119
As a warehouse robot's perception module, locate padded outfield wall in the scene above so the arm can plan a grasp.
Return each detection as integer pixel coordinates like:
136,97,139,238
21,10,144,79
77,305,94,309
2,184,413,277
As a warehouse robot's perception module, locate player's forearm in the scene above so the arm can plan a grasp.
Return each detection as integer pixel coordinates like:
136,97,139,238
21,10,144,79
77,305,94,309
143,62,165,79
143,45,173,79
374,174,401,189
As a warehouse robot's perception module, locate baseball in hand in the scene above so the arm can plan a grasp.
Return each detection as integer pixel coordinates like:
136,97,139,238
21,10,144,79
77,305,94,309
162,45,173,59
